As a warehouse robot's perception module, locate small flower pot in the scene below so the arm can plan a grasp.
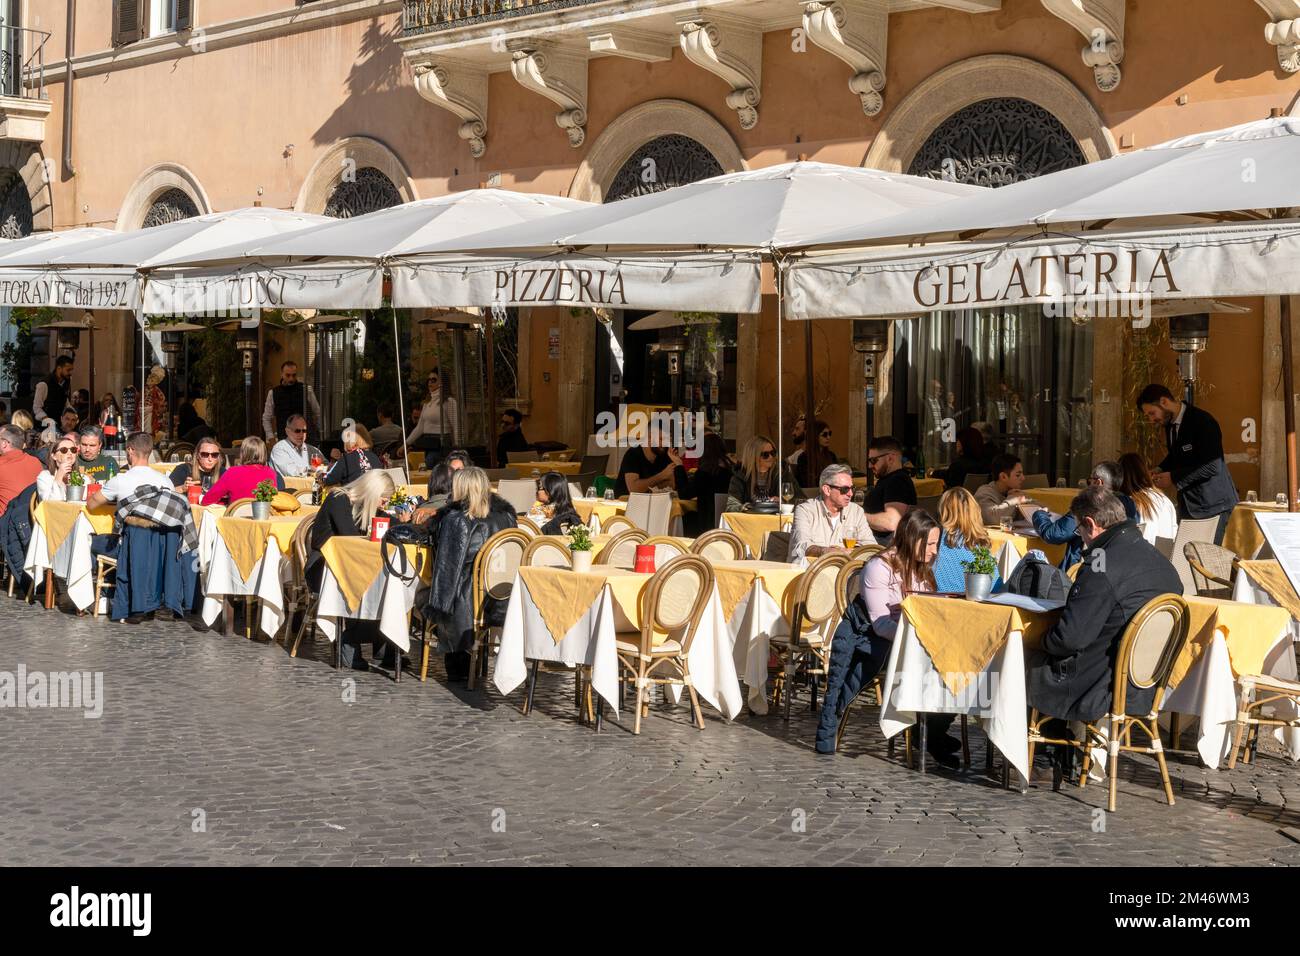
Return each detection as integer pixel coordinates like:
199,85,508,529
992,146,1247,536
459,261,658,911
964,572,994,602
571,549,593,573
67,484,85,503
251,501,272,521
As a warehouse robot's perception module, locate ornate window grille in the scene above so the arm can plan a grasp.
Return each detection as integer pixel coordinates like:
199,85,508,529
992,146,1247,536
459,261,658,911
323,167,403,219
606,134,724,202
141,188,199,228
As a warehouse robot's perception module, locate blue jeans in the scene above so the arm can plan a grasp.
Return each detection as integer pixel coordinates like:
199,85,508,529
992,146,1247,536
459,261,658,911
814,626,891,753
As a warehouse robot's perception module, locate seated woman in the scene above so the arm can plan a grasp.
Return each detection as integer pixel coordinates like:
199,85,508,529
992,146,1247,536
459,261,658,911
426,467,517,682
793,419,838,489
684,431,734,536
939,427,988,490
1119,452,1178,546
813,508,956,764
200,437,285,506
536,471,581,535
304,470,397,670
932,487,1002,593
726,434,802,511
168,436,227,495
37,434,78,502
323,423,384,487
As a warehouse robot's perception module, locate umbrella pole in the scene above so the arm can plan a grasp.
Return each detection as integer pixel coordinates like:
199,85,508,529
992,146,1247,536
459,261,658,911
485,310,496,468
1284,295,1297,512
392,307,410,486
775,256,784,477
804,320,815,479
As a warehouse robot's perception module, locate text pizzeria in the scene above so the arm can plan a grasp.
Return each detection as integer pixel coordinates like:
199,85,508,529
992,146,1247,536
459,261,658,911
495,267,628,305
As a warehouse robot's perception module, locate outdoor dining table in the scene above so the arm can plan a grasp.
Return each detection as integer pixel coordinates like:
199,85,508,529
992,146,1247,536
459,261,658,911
532,533,692,559
572,496,691,535
1023,487,1080,515
513,461,583,475
1222,502,1286,559
314,536,429,658
718,511,793,558
199,509,318,639
495,563,745,721
879,592,1293,783
24,499,212,613
985,527,1069,577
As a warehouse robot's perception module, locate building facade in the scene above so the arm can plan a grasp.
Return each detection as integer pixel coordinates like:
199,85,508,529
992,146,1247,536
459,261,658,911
8,0,1300,491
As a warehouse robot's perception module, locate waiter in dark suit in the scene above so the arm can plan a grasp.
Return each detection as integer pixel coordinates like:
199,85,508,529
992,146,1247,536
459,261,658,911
1137,383,1238,542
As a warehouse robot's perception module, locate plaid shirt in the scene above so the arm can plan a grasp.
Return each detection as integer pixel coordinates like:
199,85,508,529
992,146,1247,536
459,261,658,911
115,486,200,554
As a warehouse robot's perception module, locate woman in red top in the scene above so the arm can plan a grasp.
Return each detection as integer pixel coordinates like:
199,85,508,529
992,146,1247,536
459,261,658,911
201,436,284,505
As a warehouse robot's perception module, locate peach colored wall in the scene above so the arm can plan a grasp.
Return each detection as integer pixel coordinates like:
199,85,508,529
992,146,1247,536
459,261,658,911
523,308,562,442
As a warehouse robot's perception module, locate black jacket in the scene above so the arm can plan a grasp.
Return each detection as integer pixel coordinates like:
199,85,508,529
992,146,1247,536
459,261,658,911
1159,402,1239,519
426,495,517,653
1027,521,1182,722
540,507,581,536
322,449,383,487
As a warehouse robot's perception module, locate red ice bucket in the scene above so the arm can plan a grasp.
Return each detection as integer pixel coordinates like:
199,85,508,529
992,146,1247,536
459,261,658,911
634,544,656,574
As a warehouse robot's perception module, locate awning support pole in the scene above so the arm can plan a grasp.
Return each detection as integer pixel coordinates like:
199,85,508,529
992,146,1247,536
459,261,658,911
1283,295,1297,512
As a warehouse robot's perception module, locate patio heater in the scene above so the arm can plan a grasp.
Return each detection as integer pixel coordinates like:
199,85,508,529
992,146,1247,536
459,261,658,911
161,331,184,440
853,319,890,468
235,326,259,440
1169,313,1209,406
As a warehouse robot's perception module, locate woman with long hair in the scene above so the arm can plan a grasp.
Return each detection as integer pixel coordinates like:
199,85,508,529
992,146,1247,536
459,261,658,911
200,436,284,505
685,431,734,535
932,487,1000,592
168,435,227,494
537,471,581,535
408,368,460,467
1119,451,1178,544
323,422,384,487
942,427,988,490
304,469,397,670
427,466,517,681
37,434,78,502
726,434,801,510
794,419,838,488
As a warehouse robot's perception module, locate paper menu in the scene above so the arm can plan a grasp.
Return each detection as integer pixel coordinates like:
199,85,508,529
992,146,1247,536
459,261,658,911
1253,512,1300,599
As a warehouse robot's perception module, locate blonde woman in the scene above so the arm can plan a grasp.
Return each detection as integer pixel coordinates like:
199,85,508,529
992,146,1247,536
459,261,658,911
932,487,1001,592
725,434,802,511
426,466,517,681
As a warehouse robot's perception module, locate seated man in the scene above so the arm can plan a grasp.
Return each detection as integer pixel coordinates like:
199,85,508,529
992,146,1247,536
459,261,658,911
0,424,42,517
862,436,916,547
1026,486,1182,727
268,414,325,478
616,428,686,496
369,404,403,449
974,453,1028,526
788,463,871,567
1018,460,1137,570
496,408,530,466
75,425,119,483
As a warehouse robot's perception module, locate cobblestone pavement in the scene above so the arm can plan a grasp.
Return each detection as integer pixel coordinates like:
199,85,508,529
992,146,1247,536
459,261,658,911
2,599,1300,866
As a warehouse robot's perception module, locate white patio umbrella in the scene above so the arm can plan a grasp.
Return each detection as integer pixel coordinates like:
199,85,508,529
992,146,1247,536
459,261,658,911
0,227,116,305
393,161,986,467
782,116,1300,505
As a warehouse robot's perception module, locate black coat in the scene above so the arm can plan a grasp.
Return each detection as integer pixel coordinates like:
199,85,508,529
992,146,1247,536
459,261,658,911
322,449,384,487
1027,521,1182,722
426,495,517,653
1159,403,1239,519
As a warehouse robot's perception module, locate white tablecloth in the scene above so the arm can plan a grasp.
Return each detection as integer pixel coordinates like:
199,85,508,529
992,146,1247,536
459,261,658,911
315,558,422,653
199,532,289,640
727,578,793,715
495,573,743,721
24,512,99,612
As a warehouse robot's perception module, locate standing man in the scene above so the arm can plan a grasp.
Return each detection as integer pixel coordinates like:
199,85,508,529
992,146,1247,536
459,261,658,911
862,436,917,547
269,414,324,478
1138,383,1238,542
262,360,322,444
33,356,74,427
788,463,872,567
496,409,530,467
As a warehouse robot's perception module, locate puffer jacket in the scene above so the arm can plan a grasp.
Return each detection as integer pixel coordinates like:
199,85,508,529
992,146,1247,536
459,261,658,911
426,495,517,653
0,482,35,586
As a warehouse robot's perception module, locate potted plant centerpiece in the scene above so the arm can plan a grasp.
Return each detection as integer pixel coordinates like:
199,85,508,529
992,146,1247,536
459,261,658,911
961,545,997,601
568,523,594,573
252,479,276,520
67,469,86,503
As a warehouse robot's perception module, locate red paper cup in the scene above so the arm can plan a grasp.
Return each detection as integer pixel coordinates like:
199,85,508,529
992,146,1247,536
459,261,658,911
86,483,102,498
634,544,656,574
369,516,391,542
187,484,202,504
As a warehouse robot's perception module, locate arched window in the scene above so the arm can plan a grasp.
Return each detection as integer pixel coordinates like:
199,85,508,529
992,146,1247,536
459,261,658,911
0,171,33,239
606,134,724,203
141,188,200,228
323,168,402,219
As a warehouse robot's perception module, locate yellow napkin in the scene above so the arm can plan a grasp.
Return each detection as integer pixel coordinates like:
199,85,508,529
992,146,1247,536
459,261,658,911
721,513,792,559
1222,504,1282,559
216,517,272,581
271,492,300,513
1239,560,1300,622
903,595,1060,695
37,502,86,559
1170,596,1292,689
520,567,609,642
321,537,385,613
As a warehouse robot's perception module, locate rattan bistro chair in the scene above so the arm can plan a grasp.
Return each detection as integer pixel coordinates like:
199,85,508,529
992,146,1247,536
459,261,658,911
770,552,849,721
691,528,745,562
850,542,884,562
465,529,531,689
595,529,645,569
1184,541,1238,598
643,535,688,566
523,535,573,568
516,516,542,537
1227,672,1300,769
224,498,256,518
1027,593,1191,811
285,518,318,654
615,554,714,735
600,514,638,536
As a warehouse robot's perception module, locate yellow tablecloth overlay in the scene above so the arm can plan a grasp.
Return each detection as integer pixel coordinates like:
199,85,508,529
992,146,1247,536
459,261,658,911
515,461,583,475
319,537,427,613
1222,503,1284,560
710,560,804,622
903,594,1061,696
1239,560,1300,622
1024,488,1080,515
1170,596,1292,689
36,501,114,558
912,477,945,498
518,565,650,643
721,512,793,558
985,527,1069,568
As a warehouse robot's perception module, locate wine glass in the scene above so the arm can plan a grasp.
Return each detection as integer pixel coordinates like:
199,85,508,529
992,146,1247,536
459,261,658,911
781,482,794,504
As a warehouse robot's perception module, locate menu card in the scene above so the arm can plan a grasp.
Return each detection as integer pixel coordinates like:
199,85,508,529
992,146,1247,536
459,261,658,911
1254,512,1300,599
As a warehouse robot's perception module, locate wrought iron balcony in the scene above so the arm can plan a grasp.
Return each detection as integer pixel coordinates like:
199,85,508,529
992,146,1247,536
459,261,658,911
402,0,610,35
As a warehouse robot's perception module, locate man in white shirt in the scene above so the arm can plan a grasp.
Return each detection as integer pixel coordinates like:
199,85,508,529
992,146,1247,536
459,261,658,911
788,463,872,567
269,414,325,478
86,432,170,510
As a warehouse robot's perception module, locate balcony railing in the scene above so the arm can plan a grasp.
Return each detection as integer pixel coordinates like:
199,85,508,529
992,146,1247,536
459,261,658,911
0,23,50,101
402,0,609,35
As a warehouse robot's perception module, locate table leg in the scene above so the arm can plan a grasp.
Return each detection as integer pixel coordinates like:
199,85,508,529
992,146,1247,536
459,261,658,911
918,716,928,775
223,597,234,638
43,569,54,610
595,694,603,734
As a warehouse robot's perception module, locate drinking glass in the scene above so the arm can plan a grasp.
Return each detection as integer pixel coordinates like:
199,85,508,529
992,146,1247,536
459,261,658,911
585,486,597,499
603,488,615,501
999,516,1013,533
1055,478,1067,488
782,483,794,504
1246,490,1258,503
1277,493,1289,507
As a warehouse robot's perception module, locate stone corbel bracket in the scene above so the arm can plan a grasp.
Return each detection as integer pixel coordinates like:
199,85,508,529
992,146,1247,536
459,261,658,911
676,15,763,130
1256,1,1300,72
412,61,489,158
801,0,888,116
1041,0,1125,92
508,41,589,148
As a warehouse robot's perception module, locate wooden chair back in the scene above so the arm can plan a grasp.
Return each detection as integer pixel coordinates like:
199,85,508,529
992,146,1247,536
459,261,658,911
1111,593,1191,718
472,529,531,627
497,479,539,515
634,553,714,655
523,536,573,568
596,529,646,568
516,515,541,537
691,529,744,562
643,535,688,566
224,498,255,518
600,514,638,536
834,558,866,620
789,552,849,640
